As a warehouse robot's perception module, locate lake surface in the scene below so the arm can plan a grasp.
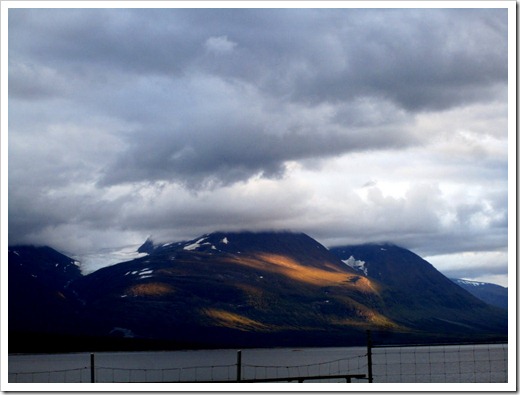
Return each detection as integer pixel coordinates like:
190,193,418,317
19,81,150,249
8,343,507,383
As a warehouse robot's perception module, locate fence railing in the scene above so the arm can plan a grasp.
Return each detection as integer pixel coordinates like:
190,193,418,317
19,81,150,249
8,332,508,384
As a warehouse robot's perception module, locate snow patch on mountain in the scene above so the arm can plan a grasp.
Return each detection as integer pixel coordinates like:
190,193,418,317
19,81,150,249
342,256,368,276
125,268,154,279
454,279,486,287
183,237,208,251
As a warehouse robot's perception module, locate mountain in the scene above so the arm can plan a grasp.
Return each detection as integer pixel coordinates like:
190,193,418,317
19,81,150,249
328,243,507,340
8,246,87,352
8,245,82,288
450,278,508,310
69,231,385,348
8,233,508,352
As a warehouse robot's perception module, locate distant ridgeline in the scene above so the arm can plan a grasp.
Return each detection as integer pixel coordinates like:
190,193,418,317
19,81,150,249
8,232,507,352
450,278,507,310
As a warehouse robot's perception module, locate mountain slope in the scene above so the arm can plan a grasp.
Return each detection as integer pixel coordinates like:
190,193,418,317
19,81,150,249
328,243,507,339
9,245,82,288
451,278,508,310
70,232,393,348
8,246,86,350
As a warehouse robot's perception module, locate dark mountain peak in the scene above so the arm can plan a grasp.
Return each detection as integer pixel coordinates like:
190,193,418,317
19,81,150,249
329,243,494,307
200,230,320,251
137,237,155,254
330,242,411,256
136,230,337,269
8,245,85,338
9,245,83,286
328,243,420,278
175,230,311,247
329,243,507,336
176,230,347,270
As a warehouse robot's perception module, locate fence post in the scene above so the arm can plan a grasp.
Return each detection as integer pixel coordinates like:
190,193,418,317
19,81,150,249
90,353,95,383
366,330,373,383
236,350,242,382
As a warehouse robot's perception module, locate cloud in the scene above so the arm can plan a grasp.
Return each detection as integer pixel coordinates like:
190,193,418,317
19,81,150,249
9,8,507,106
291,8,508,111
6,6,510,285
425,251,508,287
204,35,237,54
96,90,419,188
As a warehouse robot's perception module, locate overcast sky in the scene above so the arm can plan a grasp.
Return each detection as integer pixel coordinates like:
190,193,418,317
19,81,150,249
6,4,512,286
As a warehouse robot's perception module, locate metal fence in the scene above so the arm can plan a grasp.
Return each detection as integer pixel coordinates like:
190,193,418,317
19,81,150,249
9,334,508,383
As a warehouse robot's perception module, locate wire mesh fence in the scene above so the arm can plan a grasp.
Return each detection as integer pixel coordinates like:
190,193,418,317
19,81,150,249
371,343,508,383
8,367,91,383
8,341,508,383
240,352,368,382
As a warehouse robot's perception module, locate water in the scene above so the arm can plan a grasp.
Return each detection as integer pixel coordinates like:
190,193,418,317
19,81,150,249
8,344,507,383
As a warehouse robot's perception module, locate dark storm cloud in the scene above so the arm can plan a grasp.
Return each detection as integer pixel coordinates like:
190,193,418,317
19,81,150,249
8,8,200,76
223,8,507,111
9,8,508,188
7,5,510,285
98,115,415,188
10,8,507,98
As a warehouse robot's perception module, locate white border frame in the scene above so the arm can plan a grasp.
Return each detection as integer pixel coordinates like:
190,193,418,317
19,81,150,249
1,1,515,392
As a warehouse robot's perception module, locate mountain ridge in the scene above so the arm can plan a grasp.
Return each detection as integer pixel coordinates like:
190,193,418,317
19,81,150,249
450,278,508,310
8,231,507,352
